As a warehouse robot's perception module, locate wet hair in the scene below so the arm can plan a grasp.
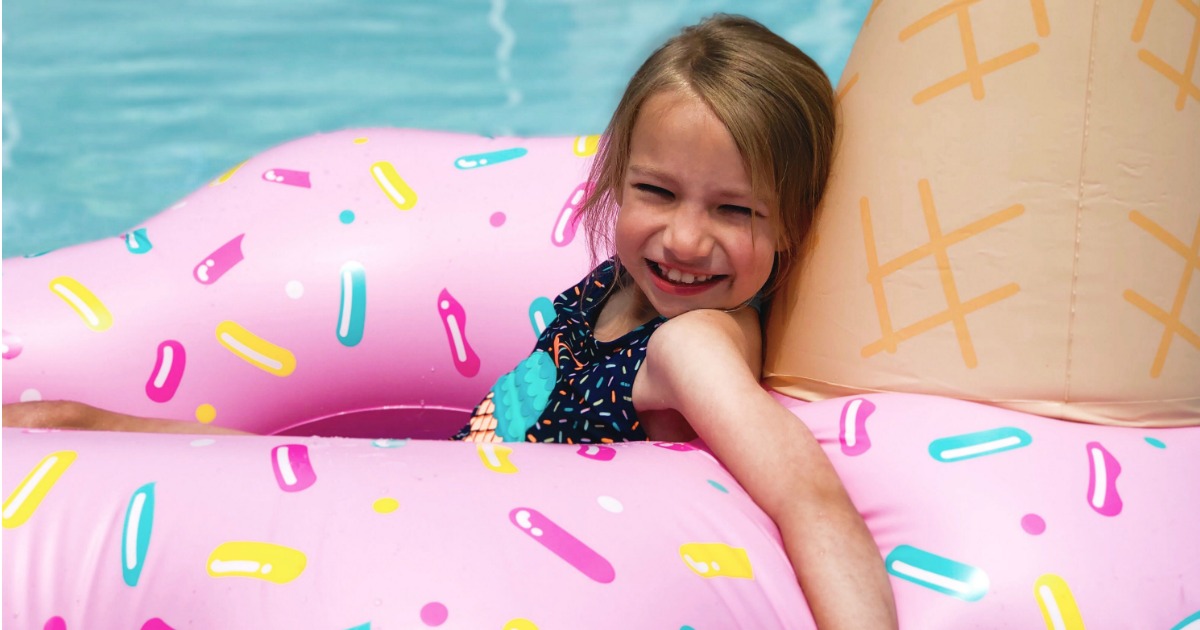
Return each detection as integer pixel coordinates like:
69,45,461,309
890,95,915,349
580,13,837,297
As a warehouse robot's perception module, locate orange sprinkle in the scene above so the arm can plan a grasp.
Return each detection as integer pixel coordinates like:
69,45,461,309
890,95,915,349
601,438,614,443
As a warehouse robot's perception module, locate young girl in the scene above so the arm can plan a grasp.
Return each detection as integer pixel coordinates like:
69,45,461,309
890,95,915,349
5,15,897,628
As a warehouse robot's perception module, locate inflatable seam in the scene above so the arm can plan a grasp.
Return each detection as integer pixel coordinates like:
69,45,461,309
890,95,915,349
1063,0,1103,409
764,374,1200,407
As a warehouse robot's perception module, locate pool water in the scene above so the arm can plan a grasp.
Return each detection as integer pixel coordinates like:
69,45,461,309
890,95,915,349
2,0,869,257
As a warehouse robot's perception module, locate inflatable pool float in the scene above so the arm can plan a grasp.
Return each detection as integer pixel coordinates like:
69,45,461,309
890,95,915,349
4,2,1199,628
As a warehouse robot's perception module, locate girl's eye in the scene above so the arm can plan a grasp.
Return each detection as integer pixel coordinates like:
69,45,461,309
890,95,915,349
720,204,754,216
634,183,673,198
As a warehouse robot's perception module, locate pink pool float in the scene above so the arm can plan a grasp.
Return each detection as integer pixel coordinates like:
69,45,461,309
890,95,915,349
5,2,1199,627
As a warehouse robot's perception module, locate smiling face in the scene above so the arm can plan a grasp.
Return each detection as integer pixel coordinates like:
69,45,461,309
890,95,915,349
614,89,778,319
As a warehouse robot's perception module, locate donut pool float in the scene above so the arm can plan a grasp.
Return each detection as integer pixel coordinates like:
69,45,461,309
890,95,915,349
5,1,1200,628
5,126,1199,630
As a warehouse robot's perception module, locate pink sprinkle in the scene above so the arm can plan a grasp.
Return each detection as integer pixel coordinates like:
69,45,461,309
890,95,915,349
420,602,449,626
1021,513,1046,535
490,212,506,227
2,329,23,359
44,617,67,630
141,619,174,630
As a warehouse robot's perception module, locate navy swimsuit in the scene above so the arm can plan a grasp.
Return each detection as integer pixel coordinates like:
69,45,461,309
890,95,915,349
454,260,665,444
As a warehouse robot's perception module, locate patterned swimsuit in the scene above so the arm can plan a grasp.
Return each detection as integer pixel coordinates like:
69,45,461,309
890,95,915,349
453,260,665,444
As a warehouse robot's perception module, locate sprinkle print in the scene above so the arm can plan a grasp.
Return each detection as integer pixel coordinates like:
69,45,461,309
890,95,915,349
455,260,663,444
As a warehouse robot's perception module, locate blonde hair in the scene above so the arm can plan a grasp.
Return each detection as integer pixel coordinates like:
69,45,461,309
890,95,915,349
580,13,836,297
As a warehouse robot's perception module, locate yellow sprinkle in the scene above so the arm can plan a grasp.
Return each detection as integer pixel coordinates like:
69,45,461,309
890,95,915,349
210,160,246,186
504,619,539,630
207,541,306,584
1034,574,1085,629
215,320,297,377
195,404,217,424
373,497,399,514
370,161,418,210
477,443,518,474
572,134,600,157
353,137,369,144
3,451,77,529
49,276,113,332
679,542,754,579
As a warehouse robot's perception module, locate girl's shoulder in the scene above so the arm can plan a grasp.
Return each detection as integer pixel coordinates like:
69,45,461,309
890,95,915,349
652,305,764,375
632,306,765,419
657,305,763,347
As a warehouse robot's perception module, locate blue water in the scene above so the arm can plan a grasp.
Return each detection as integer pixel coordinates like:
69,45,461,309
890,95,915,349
2,0,869,258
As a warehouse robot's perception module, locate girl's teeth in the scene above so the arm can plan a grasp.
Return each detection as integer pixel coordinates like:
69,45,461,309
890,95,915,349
661,265,711,284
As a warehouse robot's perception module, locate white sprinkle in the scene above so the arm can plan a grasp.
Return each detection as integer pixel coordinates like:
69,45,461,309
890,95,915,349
597,496,623,513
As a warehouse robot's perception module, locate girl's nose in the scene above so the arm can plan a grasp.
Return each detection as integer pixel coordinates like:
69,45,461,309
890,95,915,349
662,205,714,262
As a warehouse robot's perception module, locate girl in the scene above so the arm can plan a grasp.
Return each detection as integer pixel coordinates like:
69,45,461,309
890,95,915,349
5,15,897,628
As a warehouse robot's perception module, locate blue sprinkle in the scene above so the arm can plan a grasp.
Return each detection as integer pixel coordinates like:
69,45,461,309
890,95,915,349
885,545,988,601
339,209,356,224
336,261,367,347
124,228,153,254
1169,609,1200,630
454,147,528,170
707,480,729,493
928,427,1032,462
121,482,156,586
1145,437,1166,449
528,296,556,337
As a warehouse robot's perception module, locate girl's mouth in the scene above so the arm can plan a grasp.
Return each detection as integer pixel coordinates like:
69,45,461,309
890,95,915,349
647,260,725,288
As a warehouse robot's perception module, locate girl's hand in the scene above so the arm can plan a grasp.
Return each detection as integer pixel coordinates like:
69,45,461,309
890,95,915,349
636,309,898,630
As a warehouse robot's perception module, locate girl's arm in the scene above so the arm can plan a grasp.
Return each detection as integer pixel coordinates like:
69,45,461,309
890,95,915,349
2,401,250,435
636,309,898,630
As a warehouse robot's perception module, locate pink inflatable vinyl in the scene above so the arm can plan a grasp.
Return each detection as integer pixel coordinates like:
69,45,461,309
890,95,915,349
4,393,1200,628
3,129,596,438
4,128,1199,628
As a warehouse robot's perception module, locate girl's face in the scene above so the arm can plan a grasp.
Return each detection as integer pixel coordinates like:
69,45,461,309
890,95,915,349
615,89,778,319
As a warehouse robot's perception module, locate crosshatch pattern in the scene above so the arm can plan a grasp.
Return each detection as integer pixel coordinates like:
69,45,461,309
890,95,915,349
767,0,1199,425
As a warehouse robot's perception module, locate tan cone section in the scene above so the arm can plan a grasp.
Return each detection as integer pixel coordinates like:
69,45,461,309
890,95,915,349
765,0,1199,426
